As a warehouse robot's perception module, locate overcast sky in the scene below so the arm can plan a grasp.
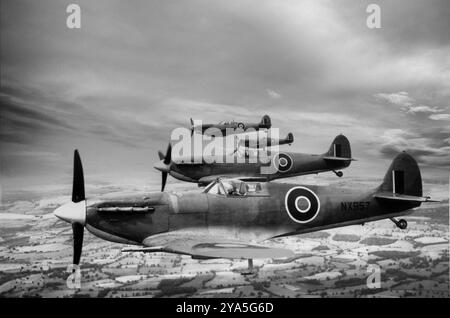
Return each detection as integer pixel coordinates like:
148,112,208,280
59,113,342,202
1,0,449,192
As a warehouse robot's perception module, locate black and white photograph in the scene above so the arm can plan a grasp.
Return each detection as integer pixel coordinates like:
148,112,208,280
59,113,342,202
0,0,449,301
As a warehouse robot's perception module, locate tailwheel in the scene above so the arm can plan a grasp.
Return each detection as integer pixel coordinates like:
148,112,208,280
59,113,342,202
390,218,407,229
398,219,407,229
333,170,343,177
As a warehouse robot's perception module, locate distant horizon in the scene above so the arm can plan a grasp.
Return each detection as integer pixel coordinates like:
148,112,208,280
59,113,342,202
1,172,448,205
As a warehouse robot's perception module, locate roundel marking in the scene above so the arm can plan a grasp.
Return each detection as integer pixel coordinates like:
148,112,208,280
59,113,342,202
237,123,245,129
273,153,293,172
284,186,320,224
295,196,311,213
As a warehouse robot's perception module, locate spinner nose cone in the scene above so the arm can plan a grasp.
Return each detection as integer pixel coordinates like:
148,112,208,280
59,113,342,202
54,201,86,225
153,160,170,172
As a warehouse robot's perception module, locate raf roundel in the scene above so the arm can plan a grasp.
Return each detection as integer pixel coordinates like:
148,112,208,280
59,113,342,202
284,186,320,223
274,153,293,172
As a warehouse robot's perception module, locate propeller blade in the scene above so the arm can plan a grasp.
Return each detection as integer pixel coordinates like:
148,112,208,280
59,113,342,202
163,143,172,165
72,222,84,265
161,171,168,192
72,150,85,265
72,150,85,203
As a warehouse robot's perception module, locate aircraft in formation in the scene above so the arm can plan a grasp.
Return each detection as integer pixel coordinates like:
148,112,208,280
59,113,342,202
53,114,436,274
190,115,271,136
154,134,354,191
237,131,294,149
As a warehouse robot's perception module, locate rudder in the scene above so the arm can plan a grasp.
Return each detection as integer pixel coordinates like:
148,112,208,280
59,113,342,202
286,132,294,144
260,115,271,128
377,152,422,197
325,134,351,159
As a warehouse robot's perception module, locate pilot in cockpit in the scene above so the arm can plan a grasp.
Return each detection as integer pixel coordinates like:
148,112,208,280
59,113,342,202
223,180,248,196
205,179,249,196
221,180,238,195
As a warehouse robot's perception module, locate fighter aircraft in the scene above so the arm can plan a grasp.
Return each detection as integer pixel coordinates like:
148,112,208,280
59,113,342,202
190,115,271,136
154,134,354,191
54,150,435,271
237,132,294,149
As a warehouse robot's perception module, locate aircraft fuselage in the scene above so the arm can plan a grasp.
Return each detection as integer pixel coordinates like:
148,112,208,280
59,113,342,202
169,152,351,184
84,182,418,247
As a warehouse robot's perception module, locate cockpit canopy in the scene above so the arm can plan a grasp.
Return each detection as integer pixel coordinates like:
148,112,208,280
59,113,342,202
218,120,236,125
204,178,265,197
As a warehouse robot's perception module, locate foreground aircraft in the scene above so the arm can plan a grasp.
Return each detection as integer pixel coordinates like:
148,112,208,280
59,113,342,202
190,115,271,136
154,134,354,191
54,150,435,271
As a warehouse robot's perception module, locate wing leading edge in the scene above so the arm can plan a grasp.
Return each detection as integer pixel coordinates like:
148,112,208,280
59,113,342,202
322,156,356,161
123,235,294,260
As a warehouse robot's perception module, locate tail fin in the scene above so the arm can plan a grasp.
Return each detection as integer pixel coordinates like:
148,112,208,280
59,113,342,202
377,152,422,197
286,132,294,144
324,134,352,159
374,152,438,204
190,118,195,136
260,115,271,128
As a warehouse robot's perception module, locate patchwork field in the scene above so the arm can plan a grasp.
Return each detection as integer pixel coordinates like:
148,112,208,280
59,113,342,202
0,181,448,298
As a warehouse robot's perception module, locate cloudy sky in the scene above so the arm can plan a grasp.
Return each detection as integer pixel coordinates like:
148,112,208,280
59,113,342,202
1,0,449,193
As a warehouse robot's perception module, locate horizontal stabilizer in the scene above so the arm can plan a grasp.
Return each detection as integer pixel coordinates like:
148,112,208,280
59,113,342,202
237,177,269,182
323,156,355,161
374,192,438,202
122,246,165,253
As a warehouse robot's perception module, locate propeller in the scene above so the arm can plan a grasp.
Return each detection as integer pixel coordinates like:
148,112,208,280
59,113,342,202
153,143,172,192
72,150,85,203
161,170,168,192
54,150,86,266
164,143,172,165
72,222,84,265
71,150,85,266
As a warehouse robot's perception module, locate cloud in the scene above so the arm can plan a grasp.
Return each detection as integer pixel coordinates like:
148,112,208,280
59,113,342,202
267,89,282,100
429,114,450,120
374,92,414,108
0,92,76,146
0,85,155,149
1,0,449,188
408,105,445,114
379,129,450,167
374,92,446,114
